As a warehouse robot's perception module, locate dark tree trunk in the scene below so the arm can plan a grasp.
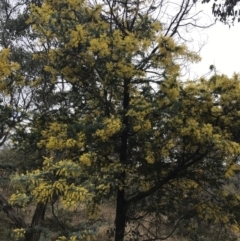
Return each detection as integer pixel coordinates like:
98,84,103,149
115,77,130,241
115,188,127,241
1,192,47,241
25,202,46,241
0,193,27,228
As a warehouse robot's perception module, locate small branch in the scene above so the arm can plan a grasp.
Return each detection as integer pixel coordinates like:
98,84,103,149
51,201,65,231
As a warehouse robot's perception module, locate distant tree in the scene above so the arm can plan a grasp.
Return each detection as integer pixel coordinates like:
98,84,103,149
202,0,240,24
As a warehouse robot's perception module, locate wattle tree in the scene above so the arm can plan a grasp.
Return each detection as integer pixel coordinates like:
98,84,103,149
1,1,240,241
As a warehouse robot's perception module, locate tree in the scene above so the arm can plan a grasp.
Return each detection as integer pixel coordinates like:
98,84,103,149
202,0,240,24
0,1,56,240
1,1,240,241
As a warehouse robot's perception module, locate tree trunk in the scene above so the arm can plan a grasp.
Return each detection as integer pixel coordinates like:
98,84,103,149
0,193,27,228
25,202,46,241
0,193,47,241
115,188,127,241
114,77,130,241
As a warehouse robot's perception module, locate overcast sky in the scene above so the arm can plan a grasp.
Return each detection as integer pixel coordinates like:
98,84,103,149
190,3,240,79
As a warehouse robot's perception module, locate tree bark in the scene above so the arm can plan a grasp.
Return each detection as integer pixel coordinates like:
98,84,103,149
25,202,46,241
114,77,130,241
0,193,46,241
115,188,127,241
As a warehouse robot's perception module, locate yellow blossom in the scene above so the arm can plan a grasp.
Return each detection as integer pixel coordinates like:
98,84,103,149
79,153,91,166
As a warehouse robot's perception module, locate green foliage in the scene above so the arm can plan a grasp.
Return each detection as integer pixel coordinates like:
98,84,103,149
1,1,240,241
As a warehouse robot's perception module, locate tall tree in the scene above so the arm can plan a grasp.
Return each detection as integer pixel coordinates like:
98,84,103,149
0,1,55,240
1,1,239,241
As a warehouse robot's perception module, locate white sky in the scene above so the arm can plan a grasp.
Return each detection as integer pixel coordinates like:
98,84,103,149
190,3,240,79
